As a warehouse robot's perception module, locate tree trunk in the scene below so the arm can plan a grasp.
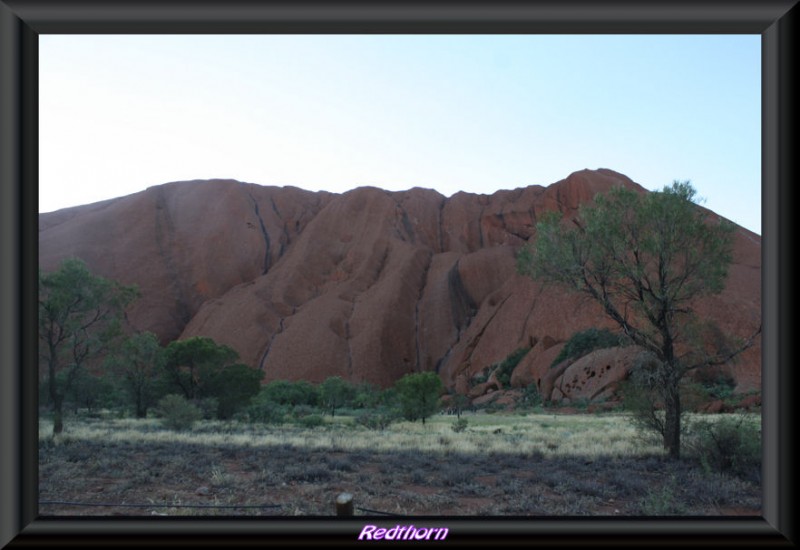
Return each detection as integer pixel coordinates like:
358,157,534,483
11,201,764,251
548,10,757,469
48,352,65,435
663,381,681,459
53,400,64,435
48,347,62,435
136,394,146,418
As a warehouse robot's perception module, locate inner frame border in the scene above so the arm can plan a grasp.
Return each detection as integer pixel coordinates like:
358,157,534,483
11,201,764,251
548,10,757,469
1,1,796,546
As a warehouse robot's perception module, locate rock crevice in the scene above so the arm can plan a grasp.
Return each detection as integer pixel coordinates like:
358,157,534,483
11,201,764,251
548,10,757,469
246,191,271,275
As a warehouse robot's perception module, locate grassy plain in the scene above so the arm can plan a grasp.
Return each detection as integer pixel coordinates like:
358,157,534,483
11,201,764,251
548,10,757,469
38,411,761,517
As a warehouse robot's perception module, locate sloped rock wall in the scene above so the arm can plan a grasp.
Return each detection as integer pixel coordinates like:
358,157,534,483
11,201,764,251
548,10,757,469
39,169,762,400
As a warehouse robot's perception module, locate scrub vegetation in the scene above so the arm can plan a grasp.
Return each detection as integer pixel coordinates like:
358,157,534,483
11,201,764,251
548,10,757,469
39,409,761,517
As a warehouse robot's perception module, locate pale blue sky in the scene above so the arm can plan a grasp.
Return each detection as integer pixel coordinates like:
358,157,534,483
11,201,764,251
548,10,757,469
39,35,761,234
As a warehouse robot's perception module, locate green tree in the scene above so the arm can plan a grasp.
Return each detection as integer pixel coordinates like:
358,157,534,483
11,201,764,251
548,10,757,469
106,332,166,418
352,382,382,409
162,336,262,419
67,370,119,414
450,393,471,419
319,376,355,417
163,336,238,401
259,380,319,407
517,181,760,458
394,372,443,425
207,363,264,419
156,394,202,431
39,258,138,434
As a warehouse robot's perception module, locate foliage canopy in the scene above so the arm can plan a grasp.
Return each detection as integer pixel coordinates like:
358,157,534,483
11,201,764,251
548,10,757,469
517,181,759,458
39,258,138,434
394,372,443,425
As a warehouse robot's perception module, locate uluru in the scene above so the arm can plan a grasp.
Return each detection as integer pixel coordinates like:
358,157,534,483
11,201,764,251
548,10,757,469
38,168,762,405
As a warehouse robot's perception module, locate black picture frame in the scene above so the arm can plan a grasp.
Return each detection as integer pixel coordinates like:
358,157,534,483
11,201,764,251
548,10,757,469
1,1,796,547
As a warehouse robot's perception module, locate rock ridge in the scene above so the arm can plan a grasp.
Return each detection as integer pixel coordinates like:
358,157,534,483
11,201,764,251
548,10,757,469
39,169,761,402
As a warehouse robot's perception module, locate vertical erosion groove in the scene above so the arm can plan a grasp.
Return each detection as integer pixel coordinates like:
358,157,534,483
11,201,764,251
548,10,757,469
344,299,355,377
520,282,547,342
414,251,433,372
447,259,477,334
258,315,287,371
247,191,271,275
461,293,512,367
269,196,289,256
154,188,191,329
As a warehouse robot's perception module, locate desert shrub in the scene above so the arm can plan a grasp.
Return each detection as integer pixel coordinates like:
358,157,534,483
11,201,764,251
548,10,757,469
192,397,219,420
156,394,202,431
518,384,542,410
470,347,531,389
475,400,502,414
492,347,531,387
319,376,357,417
451,417,468,433
355,407,400,430
445,393,471,418
296,413,325,428
259,380,319,407
551,328,628,368
470,367,492,387
685,415,761,481
290,404,316,418
62,370,122,414
692,365,738,401
205,363,264,419
638,480,687,516
245,399,288,425
620,352,669,445
284,463,331,483
351,382,382,409
441,466,472,487
570,397,590,410
326,455,356,472
623,351,715,445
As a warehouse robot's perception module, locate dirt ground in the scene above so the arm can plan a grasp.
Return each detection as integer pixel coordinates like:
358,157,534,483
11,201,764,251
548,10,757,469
38,436,761,517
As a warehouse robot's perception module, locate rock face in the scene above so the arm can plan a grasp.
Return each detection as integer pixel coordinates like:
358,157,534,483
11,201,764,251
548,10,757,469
39,169,762,402
549,347,644,404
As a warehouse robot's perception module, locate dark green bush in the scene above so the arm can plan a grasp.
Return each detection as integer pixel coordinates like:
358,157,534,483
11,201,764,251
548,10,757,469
685,415,761,481
319,376,357,417
192,397,219,420
494,348,531,387
355,408,400,430
206,363,264,419
451,418,469,433
259,380,319,407
519,384,542,410
290,404,317,418
692,365,737,401
245,399,288,425
296,414,325,428
470,348,531,389
551,328,627,368
156,394,202,431
470,367,492,387
351,383,382,409
395,372,443,424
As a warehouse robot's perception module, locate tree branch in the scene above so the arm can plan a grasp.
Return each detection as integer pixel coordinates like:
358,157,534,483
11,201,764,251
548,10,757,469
683,324,762,373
